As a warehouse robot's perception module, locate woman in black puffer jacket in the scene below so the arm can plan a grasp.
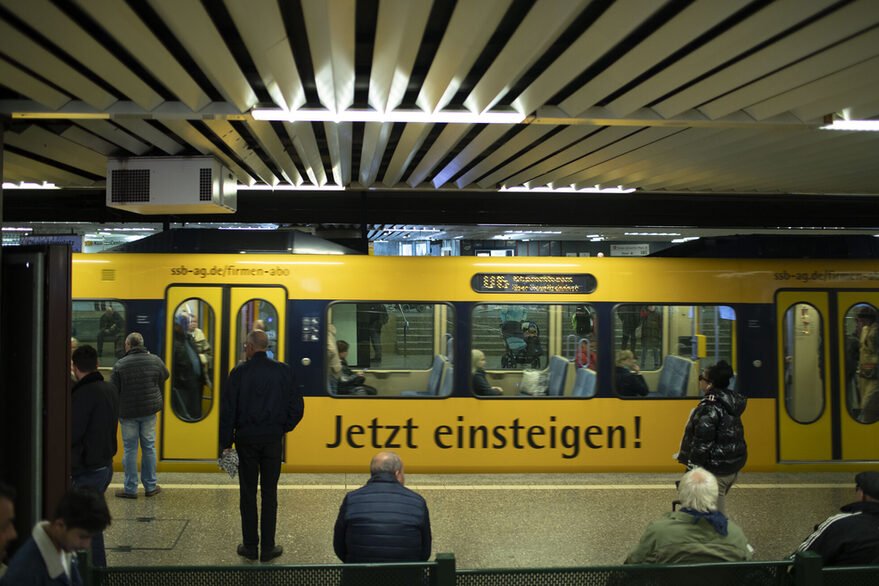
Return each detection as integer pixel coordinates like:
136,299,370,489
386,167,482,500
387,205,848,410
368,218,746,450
677,360,747,514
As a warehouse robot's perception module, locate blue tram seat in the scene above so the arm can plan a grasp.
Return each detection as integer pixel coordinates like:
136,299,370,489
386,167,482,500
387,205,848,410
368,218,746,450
654,355,692,397
438,366,453,396
402,355,449,396
546,355,570,396
571,367,597,398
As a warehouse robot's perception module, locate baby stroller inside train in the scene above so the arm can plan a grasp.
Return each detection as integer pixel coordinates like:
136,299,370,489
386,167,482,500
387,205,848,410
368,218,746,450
501,317,544,369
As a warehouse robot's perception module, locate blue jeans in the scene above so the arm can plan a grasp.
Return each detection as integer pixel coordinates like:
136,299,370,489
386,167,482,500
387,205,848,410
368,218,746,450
72,466,113,566
120,414,158,494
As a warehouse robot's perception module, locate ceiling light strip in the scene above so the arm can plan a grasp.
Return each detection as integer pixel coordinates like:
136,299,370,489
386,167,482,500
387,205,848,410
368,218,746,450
251,109,525,125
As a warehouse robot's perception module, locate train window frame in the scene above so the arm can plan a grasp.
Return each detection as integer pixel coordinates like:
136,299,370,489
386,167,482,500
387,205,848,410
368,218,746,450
71,299,128,370
611,304,736,399
170,298,216,424
234,297,281,364
470,302,598,399
842,302,878,425
325,301,456,398
781,302,826,425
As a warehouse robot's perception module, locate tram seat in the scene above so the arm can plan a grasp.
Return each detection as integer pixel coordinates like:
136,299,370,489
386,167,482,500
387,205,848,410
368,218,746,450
571,367,597,398
401,355,449,396
439,366,453,396
654,355,693,397
728,374,736,391
547,355,570,396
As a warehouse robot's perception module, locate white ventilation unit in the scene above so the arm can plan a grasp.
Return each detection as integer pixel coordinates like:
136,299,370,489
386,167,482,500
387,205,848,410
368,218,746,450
106,156,237,214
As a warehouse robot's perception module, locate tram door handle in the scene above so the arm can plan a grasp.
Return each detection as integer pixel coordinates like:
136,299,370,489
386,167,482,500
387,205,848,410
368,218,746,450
301,357,311,366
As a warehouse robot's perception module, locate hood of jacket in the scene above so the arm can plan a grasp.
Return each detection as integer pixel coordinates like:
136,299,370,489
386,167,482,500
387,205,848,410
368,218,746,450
710,388,747,417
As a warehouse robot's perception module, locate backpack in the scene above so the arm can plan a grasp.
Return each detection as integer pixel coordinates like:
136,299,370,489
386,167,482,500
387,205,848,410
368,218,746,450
572,306,593,336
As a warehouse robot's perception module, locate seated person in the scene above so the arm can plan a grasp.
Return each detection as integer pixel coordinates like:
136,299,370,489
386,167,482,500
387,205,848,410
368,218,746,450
336,340,376,396
625,467,752,564
3,485,112,585
616,350,648,396
792,471,879,566
472,349,503,396
575,340,597,369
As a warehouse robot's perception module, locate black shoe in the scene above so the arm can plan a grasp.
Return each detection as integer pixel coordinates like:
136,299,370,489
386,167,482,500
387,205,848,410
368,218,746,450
114,490,137,499
260,545,283,562
237,544,258,560
144,485,161,497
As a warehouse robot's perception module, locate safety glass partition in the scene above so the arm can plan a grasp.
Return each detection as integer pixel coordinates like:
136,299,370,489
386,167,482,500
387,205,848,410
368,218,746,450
843,303,879,424
235,299,280,363
71,300,127,368
170,299,215,422
782,303,825,424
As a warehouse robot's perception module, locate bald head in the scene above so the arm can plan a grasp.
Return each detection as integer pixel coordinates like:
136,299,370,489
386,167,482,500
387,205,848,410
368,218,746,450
247,329,269,350
370,451,404,484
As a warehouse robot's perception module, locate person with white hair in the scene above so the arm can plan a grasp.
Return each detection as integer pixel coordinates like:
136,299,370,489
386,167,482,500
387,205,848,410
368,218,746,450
625,467,752,564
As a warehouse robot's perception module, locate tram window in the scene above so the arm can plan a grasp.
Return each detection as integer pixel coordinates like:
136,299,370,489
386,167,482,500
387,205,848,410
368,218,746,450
72,300,127,369
235,299,280,363
327,302,455,397
612,305,735,398
171,299,215,423
782,303,825,424
470,303,596,397
843,304,878,424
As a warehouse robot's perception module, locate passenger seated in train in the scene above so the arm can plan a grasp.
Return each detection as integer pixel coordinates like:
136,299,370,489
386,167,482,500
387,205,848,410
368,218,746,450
792,471,879,566
624,467,752,564
615,350,648,397
336,340,376,396
472,350,503,396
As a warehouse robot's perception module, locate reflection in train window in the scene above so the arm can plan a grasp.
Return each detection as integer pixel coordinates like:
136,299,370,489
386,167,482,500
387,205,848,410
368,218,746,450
844,303,878,424
470,303,597,397
612,305,735,398
72,300,127,369
327,302,455,397
782,303,825,424
171,299,215,422
236,299,279,364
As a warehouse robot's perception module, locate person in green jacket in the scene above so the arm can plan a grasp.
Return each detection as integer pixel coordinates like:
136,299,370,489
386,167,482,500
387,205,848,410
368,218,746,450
625,468,752,564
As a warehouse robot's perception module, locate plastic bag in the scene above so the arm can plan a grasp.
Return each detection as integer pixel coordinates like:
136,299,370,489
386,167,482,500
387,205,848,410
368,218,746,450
519,369,548,396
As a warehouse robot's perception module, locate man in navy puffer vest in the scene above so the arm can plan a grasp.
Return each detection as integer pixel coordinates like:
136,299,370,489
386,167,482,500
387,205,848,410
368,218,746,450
334,451,432,563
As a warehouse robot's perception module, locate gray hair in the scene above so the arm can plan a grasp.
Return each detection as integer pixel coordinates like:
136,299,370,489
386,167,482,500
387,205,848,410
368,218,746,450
678,467,719,512
125,332,144,348
370,451,403,476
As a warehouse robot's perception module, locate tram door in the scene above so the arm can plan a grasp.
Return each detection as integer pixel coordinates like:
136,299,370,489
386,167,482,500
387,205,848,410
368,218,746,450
161,286,287,461
777,291,879,462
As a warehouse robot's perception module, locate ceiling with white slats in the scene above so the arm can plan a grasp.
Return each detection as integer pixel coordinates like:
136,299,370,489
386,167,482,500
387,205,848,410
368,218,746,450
2,0,879,199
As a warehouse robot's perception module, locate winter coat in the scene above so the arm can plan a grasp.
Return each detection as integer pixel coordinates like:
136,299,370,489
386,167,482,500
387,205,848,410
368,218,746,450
110,346,169,419
333,472,431,563
71,371,119,475
473,368,502,396
794,501,879,566
677,387,748,476
219,351,303,448
616,366,649,397
625,510,752,564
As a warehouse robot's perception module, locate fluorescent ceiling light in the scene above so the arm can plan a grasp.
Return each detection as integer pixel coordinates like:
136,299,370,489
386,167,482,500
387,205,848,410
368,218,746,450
241,183,345,191
500,185,636,194
671,236,701,243
1,227,33,232
625,232,681,236
820,120,879,131
2,181,59,189
252,108,525,125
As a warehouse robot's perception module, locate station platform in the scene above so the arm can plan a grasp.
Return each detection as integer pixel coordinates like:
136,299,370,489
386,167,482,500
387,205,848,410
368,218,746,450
102,471,856,569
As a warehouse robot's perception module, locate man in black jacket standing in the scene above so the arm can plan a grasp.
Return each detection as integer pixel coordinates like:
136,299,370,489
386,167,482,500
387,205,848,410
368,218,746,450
333,451,432,563
220,329,303,563
111,333,169,499
71,344,119,566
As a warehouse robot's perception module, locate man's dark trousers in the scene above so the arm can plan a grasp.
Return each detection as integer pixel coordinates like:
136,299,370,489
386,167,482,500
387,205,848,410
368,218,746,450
237,438,282,550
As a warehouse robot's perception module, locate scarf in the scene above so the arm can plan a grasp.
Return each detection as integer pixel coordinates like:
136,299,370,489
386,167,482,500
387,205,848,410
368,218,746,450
681,507,729,536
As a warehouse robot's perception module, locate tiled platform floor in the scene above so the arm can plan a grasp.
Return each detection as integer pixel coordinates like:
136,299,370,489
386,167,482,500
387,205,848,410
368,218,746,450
103,471,857,569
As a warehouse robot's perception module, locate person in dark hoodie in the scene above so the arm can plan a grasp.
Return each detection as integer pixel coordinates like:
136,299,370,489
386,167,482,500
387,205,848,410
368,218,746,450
676,360,746,514
71,345,119,567
625,467,752,564
792,471,879,566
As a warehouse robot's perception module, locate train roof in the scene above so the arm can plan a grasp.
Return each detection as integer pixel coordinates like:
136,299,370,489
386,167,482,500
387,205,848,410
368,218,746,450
106,228,360,255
